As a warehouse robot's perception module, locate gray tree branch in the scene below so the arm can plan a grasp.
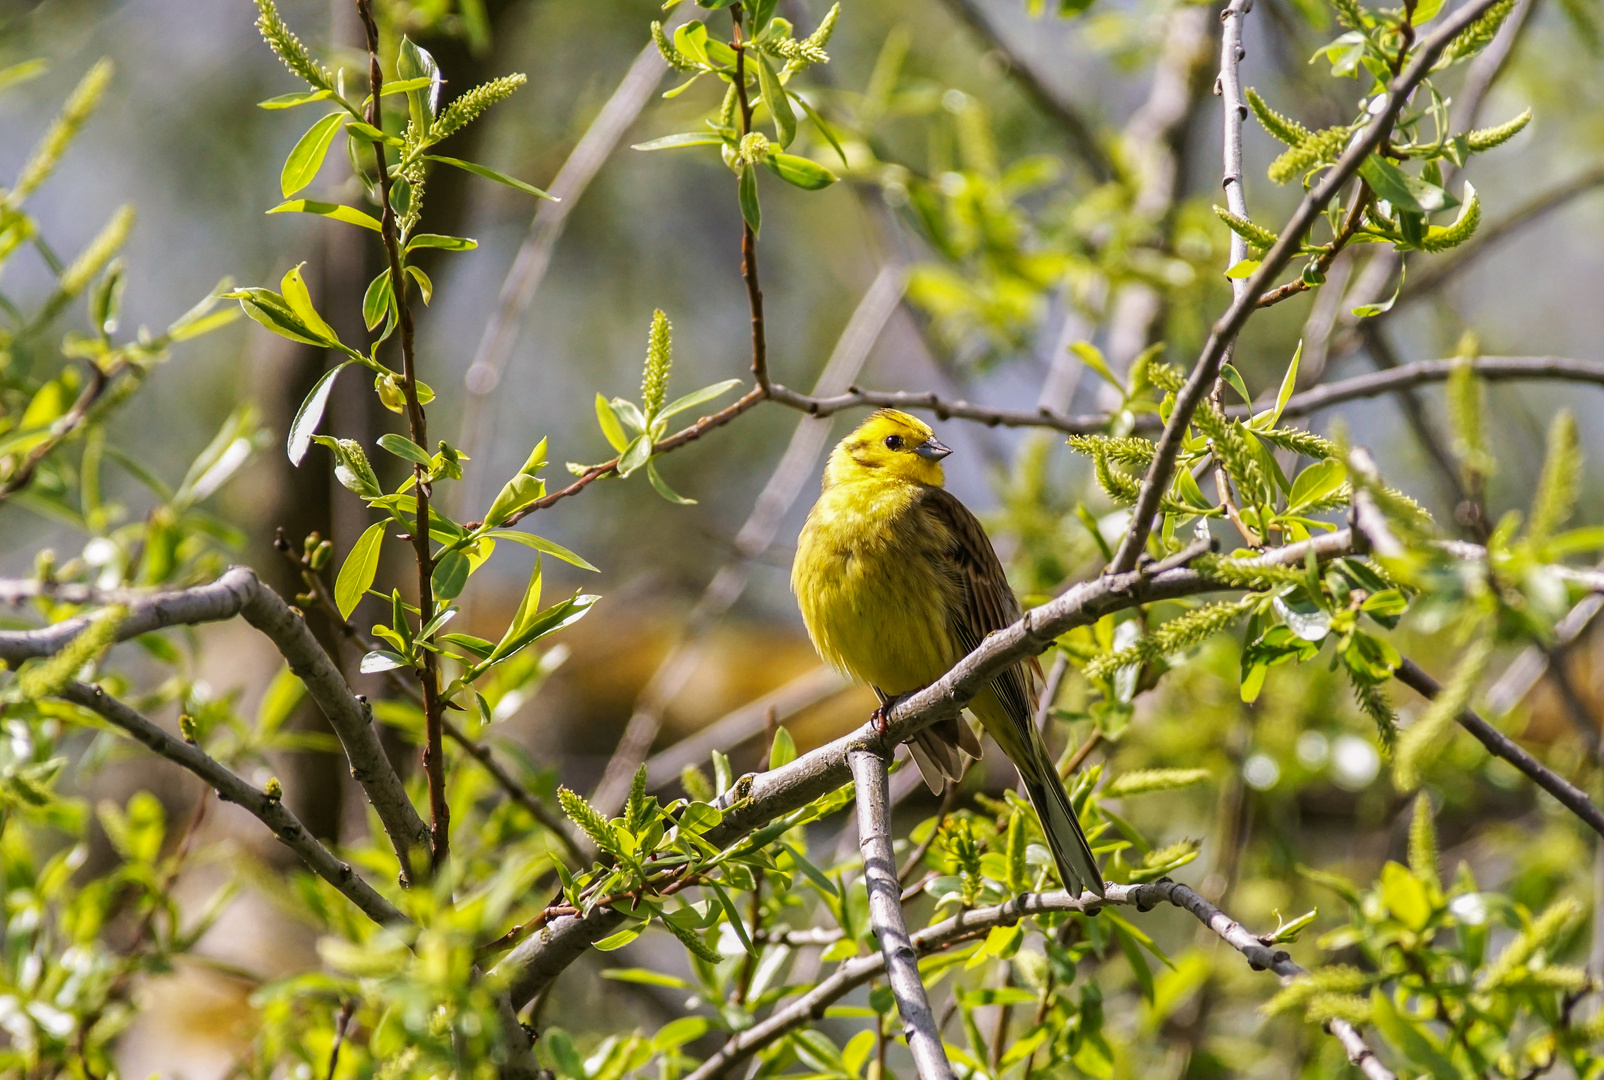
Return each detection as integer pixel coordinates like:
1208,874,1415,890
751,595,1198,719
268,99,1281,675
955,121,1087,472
0,566,428,879
849,747,955,1080
59,680,406,927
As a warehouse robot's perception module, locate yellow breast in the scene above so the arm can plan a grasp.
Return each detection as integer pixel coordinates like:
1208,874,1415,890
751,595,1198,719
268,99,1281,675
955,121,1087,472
791,478,960,696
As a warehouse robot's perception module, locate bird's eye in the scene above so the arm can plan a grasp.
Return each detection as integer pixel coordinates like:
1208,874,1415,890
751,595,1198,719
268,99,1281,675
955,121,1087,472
884,435,903,450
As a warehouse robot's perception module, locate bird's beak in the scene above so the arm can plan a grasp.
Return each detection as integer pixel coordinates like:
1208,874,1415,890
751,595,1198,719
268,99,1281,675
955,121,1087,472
915,437,953,461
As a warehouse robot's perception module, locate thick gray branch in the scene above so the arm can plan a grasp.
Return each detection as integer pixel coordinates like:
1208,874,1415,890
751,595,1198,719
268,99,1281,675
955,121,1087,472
60,681,406,927
682,881,1392,1080
849,748,954,1080
0,566,428,879
1108,0,1506,573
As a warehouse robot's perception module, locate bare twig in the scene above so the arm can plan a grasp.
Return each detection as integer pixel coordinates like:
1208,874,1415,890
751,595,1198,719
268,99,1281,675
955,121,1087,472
931,0,1110,179
1393,658,1604,838
0,566,429,879
679,881,1393,1080
1108,0,1506,573
59,681,406,926
354,0,449,875
849,747,955,1080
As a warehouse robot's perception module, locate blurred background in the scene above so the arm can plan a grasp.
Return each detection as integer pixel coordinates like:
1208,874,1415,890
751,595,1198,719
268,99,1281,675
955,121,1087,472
1,0,1602,1073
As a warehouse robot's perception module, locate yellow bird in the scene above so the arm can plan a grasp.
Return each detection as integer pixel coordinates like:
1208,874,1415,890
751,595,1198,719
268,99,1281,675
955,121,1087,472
792,409,1103,897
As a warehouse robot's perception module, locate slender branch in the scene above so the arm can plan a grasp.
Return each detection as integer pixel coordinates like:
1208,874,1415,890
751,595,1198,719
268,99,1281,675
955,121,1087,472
1252,186,1371,309
1107,0,1505,574
59,681,406,926
931,0,1111,180
0,566,429,880
1392,659,1604,838
680,881,1392,1080
849,748,955,1080
491,348,1604,526
0,360,115,502
354,0,449,876
730,19,770,396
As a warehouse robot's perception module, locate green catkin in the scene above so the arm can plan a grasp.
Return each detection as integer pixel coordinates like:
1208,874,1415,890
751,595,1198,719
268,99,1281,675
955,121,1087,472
1268,127,1351,185
1394,632,1491,789
1477,899,1582,990
1066,434,1156,467
253,0,332,91
1527,410,1580,545
1329,0,1368,30
432,74,527,141
1193,554,1308,591
661,910,724,963
652,21,698,71
1214,206,1280,249
681,764,714,803
1262,965,1370,1016
1245,88,1311,146
17,604,127,701
1349,668,1398,751
1145,361,1186,393
1195,404,1271,506
1255,426,1338,460
1448,0,1516,61
624,764,651,834
1106,768,1211,797
1408,792,1440,889
58,205,134,299
1092,453,1141,505
1086,598,1255,680
557,786,624,858
1466,108,1531,152
642,309,673,417
12,59,114,202
1419,188,1482,253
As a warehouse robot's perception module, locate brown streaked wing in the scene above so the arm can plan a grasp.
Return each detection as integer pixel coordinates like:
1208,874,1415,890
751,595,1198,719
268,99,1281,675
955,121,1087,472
913,485,1039,727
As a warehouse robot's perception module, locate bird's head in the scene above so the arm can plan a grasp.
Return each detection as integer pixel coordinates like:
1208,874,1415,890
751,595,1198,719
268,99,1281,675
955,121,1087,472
823,409,952,488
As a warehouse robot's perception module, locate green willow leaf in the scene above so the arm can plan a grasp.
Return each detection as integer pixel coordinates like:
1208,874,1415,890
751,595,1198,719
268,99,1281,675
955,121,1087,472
738,165,761,235
764,152,836,190
482,529,598,572
752,48,795,147
268,199,383,231
335,520,386,619
287,362,350,465
405,233,478,252
259,89,333,109
424,154,555,200
632,132,725,151
280,112,344,197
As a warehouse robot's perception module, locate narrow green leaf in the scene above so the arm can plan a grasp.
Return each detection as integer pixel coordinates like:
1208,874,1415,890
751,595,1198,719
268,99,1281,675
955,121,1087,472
431,550,471,601
362,270,393,331
632,132,726,151
764,152,836,190
268,199,383,232
646,459,696,505
1358,154,1453,215
288,362,349,465
280,112,344,197
618,434,652,478
280,264,338,342
345,119,403,146
425,154,556,200
753,49,796,147
335,520,386,619
708,880,755,955
1225,258,1261,279
406,233,478,252
658,378,743,422
378,432,433,468
1070,341,1120,390
738,165,761,235
595,392,630,452
260,89,334,109
1270,340,1302,425
484,529,599,571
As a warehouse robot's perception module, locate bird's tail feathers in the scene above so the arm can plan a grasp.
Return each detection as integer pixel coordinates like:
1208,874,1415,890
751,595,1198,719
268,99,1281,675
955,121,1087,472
1015,743,1104,898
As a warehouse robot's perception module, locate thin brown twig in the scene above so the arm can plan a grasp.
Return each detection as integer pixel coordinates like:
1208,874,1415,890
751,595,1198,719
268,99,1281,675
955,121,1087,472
326,998,356,1080
355,0,448,875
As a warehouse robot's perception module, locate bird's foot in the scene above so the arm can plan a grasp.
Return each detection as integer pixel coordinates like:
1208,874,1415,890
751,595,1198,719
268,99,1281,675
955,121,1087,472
870,692,908,736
